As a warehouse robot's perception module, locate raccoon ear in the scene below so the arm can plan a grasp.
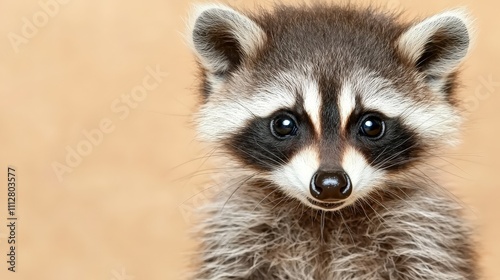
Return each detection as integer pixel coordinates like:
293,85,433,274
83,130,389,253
188,4,266,75
397,10,473,91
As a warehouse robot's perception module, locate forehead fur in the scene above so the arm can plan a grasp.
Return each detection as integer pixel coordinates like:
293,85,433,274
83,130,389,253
246,4,410,83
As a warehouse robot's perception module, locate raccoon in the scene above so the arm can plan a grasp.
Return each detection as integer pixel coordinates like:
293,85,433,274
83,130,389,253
186,2,478,279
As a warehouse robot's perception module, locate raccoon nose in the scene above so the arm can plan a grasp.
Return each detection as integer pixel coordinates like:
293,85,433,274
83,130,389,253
310,170,352,202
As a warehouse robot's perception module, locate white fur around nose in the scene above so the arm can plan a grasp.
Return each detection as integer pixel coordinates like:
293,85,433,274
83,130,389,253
270,147,319,199
342,146,385,203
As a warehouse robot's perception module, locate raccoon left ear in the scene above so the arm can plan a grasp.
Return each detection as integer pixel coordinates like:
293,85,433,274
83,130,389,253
397,9,473,91
188,4,266,75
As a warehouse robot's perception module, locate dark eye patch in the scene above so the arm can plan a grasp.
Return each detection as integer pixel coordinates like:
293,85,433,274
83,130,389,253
347,109,425,171
225,110,315,171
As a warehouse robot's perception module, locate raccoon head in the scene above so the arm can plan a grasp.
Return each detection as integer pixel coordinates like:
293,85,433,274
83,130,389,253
187,4,473,211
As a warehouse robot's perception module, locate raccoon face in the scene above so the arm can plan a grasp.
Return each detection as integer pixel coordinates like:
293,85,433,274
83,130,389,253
188,4,472,211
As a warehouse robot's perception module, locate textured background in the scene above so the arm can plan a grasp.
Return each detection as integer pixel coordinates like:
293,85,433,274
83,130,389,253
0,0,499,279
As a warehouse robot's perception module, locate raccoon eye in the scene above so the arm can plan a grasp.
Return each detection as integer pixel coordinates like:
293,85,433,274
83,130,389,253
360,115,385,139
271,114,298,139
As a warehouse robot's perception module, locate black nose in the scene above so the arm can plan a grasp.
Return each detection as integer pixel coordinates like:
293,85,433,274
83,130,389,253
310,170,352,202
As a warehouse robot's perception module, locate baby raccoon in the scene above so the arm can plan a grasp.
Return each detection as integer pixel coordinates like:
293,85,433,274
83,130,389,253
186,2,477,279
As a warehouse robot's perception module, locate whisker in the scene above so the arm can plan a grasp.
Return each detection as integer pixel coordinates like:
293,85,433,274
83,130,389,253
220,174,258,213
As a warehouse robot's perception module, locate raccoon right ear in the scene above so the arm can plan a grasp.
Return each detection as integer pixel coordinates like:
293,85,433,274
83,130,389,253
188,4,266,75
396,9,473,92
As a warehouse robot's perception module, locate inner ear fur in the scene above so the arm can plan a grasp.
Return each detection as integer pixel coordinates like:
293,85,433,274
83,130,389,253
188,4,266,75
397,10,473,92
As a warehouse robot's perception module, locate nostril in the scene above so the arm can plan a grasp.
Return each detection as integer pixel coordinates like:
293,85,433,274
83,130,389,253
310,170,352,202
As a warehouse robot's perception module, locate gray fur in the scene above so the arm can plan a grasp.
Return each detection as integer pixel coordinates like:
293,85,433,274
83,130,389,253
189,174,477,279
186,3,478,279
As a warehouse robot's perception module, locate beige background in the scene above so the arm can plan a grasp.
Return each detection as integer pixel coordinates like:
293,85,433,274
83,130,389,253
0,0,498,279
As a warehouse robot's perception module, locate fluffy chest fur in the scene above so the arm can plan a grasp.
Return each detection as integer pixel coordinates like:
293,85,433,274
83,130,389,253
192,179,476,279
